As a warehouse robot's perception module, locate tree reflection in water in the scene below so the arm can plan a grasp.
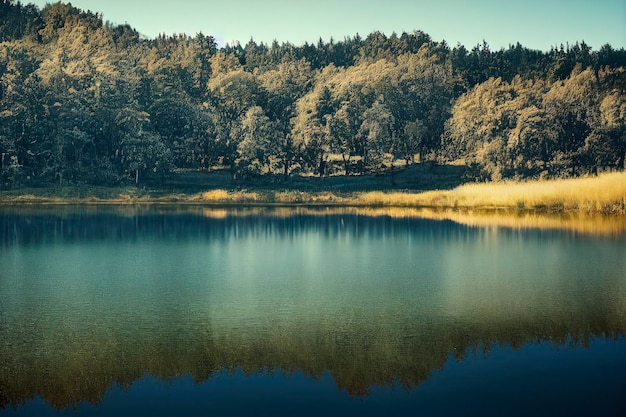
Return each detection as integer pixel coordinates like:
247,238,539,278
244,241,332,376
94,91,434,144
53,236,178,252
0,206,624,413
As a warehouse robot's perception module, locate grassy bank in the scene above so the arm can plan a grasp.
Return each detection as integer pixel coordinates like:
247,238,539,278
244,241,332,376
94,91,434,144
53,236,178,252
189,172,626,214
1,172,625,214
356,172,626,214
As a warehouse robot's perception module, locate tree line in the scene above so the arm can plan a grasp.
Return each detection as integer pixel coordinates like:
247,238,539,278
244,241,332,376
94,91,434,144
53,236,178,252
1,0,625,187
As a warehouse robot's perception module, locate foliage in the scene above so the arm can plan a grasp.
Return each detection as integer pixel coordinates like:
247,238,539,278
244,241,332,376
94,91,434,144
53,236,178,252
0,1,625,189
443,69,626,180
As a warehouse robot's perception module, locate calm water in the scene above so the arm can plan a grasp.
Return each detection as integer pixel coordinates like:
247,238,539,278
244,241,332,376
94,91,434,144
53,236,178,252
0,206,625,416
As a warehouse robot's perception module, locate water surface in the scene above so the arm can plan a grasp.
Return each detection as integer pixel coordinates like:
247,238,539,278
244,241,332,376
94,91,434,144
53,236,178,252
0,206,624,416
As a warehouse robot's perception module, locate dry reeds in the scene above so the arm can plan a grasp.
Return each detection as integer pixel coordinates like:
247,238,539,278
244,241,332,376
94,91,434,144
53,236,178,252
357,172,626,214
191,189,260,203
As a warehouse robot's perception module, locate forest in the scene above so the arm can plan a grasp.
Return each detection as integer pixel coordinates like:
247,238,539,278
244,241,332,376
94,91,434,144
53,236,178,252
1,0,625,189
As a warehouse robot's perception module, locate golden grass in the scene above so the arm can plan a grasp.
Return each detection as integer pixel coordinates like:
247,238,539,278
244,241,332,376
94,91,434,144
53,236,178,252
192,189,254,202
356,172,626,214
188,189,349,205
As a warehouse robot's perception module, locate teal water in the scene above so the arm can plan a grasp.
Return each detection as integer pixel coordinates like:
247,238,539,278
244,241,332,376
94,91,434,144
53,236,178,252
0,206,625,416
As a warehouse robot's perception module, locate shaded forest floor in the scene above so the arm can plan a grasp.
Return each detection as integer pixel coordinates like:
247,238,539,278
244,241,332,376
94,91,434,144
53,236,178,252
162,163,468,193
0,164,467,201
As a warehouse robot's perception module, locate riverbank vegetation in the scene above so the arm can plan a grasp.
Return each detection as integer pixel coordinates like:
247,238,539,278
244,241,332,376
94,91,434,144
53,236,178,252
357,171,626,213
1,1,625,192
2,171,625,215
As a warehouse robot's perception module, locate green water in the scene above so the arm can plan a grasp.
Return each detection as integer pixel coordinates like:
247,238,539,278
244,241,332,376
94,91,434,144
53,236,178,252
0,206,625,415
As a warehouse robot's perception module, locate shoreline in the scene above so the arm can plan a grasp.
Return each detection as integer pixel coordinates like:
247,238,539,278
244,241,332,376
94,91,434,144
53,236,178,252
1,194,624,216
1,172,625,215
2,200,626,237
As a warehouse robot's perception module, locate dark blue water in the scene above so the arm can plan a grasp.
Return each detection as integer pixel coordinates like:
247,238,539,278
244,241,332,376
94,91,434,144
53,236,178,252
0,206,624,416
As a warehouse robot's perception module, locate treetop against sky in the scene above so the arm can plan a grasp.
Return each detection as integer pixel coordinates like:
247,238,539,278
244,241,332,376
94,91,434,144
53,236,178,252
26,0,626,51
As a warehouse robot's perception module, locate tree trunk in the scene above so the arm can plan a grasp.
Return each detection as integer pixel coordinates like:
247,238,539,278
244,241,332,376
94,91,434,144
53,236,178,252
283,155,290,177
361,150,367,174
135,168,139,185
318,155,326,177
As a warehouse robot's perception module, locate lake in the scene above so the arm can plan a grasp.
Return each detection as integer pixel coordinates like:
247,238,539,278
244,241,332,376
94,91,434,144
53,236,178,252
0,206,624,416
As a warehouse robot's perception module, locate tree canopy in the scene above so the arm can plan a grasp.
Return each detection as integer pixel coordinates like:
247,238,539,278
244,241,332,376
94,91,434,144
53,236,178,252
1,1,625,187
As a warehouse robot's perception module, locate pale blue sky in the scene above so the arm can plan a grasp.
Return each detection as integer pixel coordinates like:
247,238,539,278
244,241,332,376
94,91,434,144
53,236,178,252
27,0,626,51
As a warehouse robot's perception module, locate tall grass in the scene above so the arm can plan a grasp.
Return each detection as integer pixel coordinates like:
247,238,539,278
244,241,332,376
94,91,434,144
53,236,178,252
358,172,626,214
190,189,348,204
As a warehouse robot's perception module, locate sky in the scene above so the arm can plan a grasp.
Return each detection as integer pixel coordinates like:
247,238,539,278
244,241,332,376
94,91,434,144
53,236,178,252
25,0,626,51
